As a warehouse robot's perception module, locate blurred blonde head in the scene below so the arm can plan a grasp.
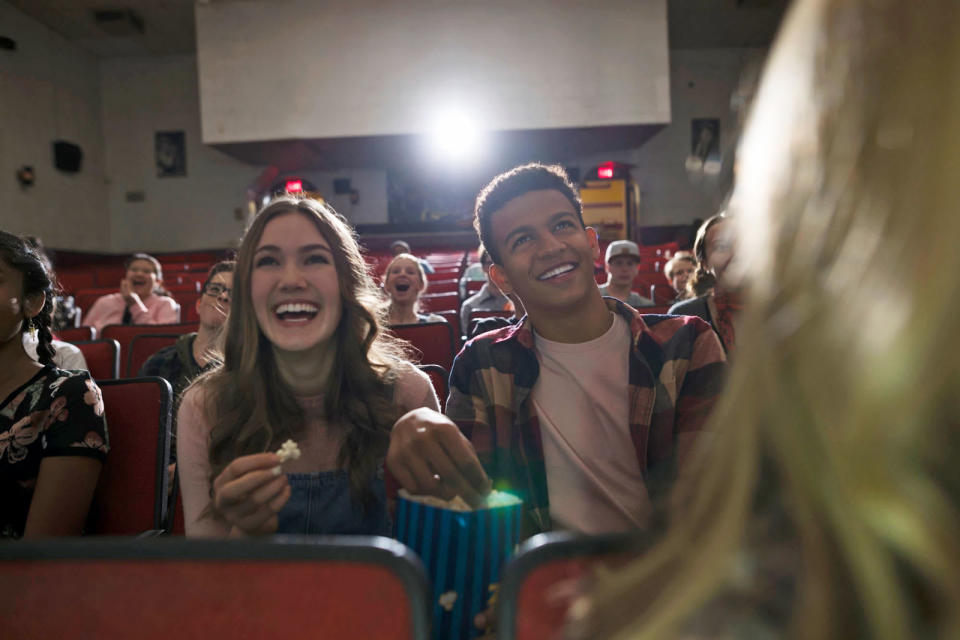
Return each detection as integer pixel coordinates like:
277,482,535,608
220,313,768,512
577,0,960,638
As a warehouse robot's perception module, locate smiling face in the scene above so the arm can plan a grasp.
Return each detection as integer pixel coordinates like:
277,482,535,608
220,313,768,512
383,256,425,305
125,259,159,298
607,255,640,288
196,271,234,331
487,189,600,315
250,212,342,355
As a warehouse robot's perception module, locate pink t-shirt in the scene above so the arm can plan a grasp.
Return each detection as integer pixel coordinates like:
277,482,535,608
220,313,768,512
177,363,439,537
532,313,651,533
83,292,181,334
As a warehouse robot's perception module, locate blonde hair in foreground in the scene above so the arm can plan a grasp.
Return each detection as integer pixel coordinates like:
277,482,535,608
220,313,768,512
575,0,960,638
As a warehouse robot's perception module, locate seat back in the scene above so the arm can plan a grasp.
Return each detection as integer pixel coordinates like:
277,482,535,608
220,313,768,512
57,326,96,343
434,310,461,349
0,537,430,640
418,292,459,313
498,532,652,640
101,322,198,360
391,322,455,371
126,333,181,377
56,270,96,294
425,278,459,294
93,265,126,288
74,339,120,380
650,283,677,304
418,364,449,412
74,287,117,315
175,291,204,322
88,377,172,534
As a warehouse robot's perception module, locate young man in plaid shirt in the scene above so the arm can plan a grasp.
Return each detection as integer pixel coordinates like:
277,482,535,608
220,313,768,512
387,163,726,537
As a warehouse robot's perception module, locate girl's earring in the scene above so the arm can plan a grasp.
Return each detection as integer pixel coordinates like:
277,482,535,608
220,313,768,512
28,318,37,339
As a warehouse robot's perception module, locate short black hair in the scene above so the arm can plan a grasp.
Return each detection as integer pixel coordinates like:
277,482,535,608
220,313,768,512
473,163,583,265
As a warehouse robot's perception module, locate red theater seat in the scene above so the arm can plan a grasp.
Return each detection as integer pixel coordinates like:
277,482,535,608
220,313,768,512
56,270,96,294
88,377,173,535
177,292,204,322
0,537,430,640
391,322,455,371
74,339,120,380
497,532,651,640
93,265,127,288
650,283,677,305
127,333,181,377
418,364,449,411
74,287,118,315
101,322,199,360
57,326,95,343
418,292,459,313
426,278,459,294
435,310,461,348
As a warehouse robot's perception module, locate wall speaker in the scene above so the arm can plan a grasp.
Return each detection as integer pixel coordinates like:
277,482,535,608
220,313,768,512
53,141,83,173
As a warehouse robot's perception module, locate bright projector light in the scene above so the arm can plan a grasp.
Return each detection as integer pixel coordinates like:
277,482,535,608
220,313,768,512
426,109,485,163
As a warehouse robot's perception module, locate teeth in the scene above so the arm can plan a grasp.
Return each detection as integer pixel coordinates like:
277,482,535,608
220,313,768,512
275,302,318,314
538,264,576,280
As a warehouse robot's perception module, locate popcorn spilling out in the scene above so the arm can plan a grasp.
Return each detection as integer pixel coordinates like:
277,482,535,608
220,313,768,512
438,591,458,611
276,439,301,463
399,489,521,512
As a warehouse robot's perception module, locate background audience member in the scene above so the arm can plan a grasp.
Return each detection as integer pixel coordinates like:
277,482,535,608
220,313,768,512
389,239,434,274
383,253,447,324
139,261,235,399
459,248,508,333
598,240,653,308
669,213,740,354
575,0,960,637
83,253,180,333
664,250,696,302
177,197,438,538
0,231,107,538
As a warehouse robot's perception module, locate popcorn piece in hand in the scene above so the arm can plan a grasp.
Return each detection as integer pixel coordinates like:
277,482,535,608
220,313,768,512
276,439,301,463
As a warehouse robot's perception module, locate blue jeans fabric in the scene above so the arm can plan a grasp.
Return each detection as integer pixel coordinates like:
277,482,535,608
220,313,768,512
276,471,390,536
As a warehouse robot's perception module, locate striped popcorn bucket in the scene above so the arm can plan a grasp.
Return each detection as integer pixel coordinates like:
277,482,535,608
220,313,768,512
395,494,523,640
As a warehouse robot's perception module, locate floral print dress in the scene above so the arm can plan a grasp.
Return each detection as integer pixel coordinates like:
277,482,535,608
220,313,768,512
0,365,109,538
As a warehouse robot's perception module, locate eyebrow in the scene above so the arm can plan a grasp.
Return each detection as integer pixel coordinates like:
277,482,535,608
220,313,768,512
254,244,332,255
502,211,579,247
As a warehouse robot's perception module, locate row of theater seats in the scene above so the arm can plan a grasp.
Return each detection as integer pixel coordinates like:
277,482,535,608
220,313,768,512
0,529,649,640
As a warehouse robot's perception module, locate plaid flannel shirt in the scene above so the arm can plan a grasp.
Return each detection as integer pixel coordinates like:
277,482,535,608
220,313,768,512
445,297,726,536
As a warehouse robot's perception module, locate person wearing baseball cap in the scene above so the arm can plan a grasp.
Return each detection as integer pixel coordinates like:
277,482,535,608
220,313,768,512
599,240,653,308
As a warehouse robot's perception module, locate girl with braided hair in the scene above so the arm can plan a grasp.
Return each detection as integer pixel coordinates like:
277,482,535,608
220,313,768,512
0,231,108,538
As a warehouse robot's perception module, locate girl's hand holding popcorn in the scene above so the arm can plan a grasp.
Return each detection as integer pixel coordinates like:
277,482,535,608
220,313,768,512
212,451,292,536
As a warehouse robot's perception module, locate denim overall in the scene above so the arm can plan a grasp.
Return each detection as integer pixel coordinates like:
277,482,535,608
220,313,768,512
276,470,390,536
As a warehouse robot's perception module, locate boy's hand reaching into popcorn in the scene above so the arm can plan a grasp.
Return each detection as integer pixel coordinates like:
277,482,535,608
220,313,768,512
387,407,492,508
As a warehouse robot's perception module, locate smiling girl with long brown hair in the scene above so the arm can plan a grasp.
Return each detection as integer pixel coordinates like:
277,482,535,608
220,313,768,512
177,197,438,537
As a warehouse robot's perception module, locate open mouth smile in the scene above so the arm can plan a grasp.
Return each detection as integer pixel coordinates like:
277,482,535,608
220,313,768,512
394,283,411,293
273,301,319,323
537,263,577,281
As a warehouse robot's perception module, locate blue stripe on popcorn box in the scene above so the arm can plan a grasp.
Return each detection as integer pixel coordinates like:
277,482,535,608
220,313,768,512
395,494,523,640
